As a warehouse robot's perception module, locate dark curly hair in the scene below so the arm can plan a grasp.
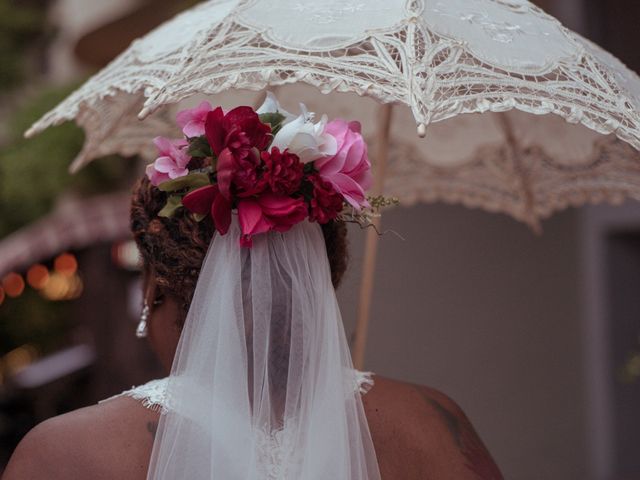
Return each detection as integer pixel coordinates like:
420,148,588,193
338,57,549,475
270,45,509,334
130,176,349,325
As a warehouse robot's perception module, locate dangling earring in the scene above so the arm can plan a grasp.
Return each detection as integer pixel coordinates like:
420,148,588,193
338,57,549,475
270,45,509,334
136,300,150,338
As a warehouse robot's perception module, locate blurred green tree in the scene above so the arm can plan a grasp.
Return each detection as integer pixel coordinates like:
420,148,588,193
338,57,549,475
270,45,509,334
0,0,47,92
0,85,135,362
0,0,135,360
0,85,134,237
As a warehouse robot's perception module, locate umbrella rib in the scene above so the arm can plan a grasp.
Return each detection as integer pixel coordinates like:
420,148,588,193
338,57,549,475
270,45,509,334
496,114,542,233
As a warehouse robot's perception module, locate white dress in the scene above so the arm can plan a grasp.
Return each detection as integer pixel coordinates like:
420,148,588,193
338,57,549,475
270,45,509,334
103,370,375,414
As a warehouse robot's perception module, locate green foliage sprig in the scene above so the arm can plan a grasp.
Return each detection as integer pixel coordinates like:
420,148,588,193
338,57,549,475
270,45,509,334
338,195,399,233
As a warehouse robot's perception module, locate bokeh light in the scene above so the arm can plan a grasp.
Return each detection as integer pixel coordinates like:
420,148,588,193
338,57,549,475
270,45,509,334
111,240,142,271
40,272,83,301
2,345,38,376
26,264,50,290
2,273,25,298
54,253,78,277
0,286,4,306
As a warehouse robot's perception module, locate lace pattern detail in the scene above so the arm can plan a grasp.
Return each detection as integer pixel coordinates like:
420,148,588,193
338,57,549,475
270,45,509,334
101,378,170,413
255,427,297,479
257,370,374,479
290,2,368,24
105,371,374,415
384,114,640,230
354,369,375,395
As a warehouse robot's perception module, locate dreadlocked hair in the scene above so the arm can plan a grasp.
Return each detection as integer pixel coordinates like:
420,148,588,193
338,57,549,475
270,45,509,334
130,175,349,326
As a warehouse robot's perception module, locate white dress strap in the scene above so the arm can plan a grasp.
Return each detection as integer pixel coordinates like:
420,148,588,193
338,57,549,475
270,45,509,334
102,371,374,413
100,378,170,413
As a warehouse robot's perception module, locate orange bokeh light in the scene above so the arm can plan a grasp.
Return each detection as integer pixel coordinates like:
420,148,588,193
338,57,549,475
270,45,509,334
2,273,25,298
54,253,78,277
27,264,50,290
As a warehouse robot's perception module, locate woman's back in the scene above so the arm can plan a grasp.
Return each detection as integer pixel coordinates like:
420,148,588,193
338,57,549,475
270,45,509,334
4,376,502,479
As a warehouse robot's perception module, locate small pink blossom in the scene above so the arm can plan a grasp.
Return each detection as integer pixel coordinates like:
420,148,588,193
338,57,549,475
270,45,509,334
176,101,212,138
314,120,372,209
146,136,190,186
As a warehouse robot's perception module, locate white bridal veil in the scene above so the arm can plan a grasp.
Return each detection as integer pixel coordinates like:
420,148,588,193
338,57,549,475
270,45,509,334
147,218,381,479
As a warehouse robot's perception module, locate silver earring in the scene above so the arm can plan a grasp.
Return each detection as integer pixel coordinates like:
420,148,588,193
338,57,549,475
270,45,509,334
136,301,150,338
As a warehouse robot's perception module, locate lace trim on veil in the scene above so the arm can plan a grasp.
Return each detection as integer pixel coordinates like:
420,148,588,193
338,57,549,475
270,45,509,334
101,378,172,413
102,370,375,414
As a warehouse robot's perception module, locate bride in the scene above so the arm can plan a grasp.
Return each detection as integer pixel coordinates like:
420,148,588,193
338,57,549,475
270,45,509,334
4,97,502,479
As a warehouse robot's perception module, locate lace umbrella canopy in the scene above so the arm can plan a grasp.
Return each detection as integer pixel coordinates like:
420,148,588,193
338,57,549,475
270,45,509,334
25,0,640,365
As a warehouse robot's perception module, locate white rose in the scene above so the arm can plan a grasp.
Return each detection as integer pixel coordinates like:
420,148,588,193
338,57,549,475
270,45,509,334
271,104,337,163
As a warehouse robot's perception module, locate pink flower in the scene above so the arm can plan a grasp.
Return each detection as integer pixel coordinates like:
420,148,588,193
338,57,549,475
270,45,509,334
182,184,232,235
307,174,344,224
146,137,190,186
314,120,372,209
262,147,304,195
238,194,308,247
176,101,212,138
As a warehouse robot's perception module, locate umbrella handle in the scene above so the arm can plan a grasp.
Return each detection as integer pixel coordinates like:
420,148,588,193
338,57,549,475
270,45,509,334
352,103,393,370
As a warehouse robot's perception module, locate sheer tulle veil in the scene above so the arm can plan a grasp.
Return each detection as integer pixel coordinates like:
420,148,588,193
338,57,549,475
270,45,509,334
147,217,381,479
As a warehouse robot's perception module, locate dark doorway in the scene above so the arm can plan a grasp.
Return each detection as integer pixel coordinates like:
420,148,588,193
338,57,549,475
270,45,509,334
606,232,640,478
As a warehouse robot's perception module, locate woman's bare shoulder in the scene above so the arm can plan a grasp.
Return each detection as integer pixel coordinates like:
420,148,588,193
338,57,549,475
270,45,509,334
364,376,504,480
3,396,159,480
4,378,503,480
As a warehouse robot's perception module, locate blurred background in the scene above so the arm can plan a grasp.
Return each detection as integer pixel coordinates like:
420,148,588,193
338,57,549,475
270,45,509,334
0,1,639,479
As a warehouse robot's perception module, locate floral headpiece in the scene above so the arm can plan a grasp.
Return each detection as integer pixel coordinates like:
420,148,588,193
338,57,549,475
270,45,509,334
146,93,396,247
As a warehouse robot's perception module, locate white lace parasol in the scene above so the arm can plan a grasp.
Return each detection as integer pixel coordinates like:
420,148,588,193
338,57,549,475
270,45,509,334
25,0,640,226
24,0,640,366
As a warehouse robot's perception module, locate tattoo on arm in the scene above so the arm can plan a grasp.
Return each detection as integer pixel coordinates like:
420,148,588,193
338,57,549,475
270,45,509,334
416,387,504,480
147,421,158,440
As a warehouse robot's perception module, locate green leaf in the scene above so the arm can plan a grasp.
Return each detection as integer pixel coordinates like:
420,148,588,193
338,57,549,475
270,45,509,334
158,172,211,193
259,112,286,126
259,112,286,135
187,135,213,158
299,178,314,202
158,195,184,218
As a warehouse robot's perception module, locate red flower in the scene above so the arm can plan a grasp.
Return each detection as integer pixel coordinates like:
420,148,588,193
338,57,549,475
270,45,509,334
182,185,232,236
308,174,344,224
228,151,268,198
205,106,272,199
262,147,304,195
238,194,308,247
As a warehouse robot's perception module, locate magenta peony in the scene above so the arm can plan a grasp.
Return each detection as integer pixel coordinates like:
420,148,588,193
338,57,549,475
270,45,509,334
205,106,272,199
262,147,304,196
307,174,344,224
